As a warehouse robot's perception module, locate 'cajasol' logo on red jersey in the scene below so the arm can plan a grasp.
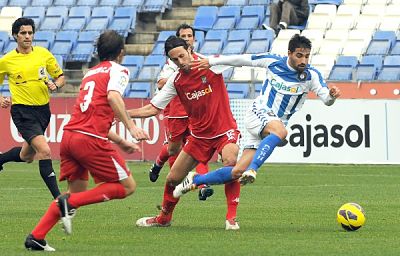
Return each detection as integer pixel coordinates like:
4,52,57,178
185,84,213,100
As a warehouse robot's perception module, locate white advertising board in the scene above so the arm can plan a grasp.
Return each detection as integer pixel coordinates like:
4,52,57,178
230,99,400,164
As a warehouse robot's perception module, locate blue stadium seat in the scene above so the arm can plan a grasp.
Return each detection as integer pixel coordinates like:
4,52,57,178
222,30,250,55
376,66,400,81
0,31,10,53
199,29,228,55
390,40,400,55
193,30,205,52
34,31,55,49
142,0,171,13
137,55,166,80
249,0,270,4
255,82,263,95
328,65,353,81
31,0,53,6
236,6,265,30
99,0,121,5
51,40,73,59
122,55,144,79
46,6,69,22
8,0,30,7
40,16,64,31
0,0,7,6
222,68,233,80
109,7,137,37
226,83,250,99
245,30,274,54
4,41,17,53
56,30,78,48
53,0,76,6
226,0,248,5
78,31,99,42
193,6,218,31
151,30,175,55
85,17,109,32
76,0,97,5
365,31,397,56
0,41,4,54
354,55,383,81
23,7,46,27
69,42,94,62
63,6,91,31
115,6,137,29
126,82,151,98
335,55,358,67
383,55,400,66
213,6,241,30
92,6,114,20
122,0,144,8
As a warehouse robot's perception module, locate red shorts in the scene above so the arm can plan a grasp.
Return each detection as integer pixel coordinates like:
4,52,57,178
59,131,130,184
183,129,240,164
166,117,190,142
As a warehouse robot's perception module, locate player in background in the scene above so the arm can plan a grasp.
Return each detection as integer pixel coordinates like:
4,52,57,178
150,24,213,201
129,36,242,230
24,30,149,251
173,34,341,197
0,18,65,199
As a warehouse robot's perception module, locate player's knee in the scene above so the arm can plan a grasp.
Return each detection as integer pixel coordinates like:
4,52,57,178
36,147,52,160
124,181,137,196
166,174,180,186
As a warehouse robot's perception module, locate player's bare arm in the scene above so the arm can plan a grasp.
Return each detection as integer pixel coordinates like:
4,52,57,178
108,90,149,141
0,96,11,108
128,104,161,118
107,130,141,153
157,78,168,90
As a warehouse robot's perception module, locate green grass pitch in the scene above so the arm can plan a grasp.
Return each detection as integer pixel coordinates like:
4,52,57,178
0,162,400,255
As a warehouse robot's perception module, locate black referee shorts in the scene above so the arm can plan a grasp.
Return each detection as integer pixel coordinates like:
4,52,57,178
10,103,51,144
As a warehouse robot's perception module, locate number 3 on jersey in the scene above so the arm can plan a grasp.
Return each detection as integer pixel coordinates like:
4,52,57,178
80,81,95,112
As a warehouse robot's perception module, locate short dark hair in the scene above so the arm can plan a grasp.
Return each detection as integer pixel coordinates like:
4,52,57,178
288,34,312,52
164,36,189,56
12,17,35,36
96,30,124,61
175,24,195,37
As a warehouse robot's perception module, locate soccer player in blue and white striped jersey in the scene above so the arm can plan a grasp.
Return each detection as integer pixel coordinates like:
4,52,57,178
173,34,341,197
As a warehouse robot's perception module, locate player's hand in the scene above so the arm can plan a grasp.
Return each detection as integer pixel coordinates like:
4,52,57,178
329,86,341,99
190,59,211,71
118,140,141,153
129,127,150,141
46,81,58,92
0,96,11,108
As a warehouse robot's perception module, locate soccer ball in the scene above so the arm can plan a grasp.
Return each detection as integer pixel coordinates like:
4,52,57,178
336,203,366,231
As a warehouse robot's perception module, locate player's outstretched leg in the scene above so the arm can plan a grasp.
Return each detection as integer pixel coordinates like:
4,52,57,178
24,234,55,252
57,194,77,235
238,169,257,186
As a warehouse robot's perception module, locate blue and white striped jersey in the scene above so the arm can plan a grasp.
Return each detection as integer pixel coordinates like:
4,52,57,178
209,53,336,123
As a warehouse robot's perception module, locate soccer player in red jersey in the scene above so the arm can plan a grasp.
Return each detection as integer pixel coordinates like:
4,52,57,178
24,30,149,251
150,24,213,201
130,36,241,230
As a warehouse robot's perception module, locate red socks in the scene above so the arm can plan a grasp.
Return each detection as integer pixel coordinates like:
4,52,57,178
224,180,241,220
156,144,170,167
157,183,179,224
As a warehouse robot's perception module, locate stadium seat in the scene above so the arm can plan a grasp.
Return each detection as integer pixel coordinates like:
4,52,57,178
309,54,335,79
78,31,99,42
354,55,383,81
56,30,78,48
193,6,218,31
0,0,8,7
54,54,64,69
142,0,171,13
114,6,137,31
376,66,400,81
23,7,46,28
121,55,145,79
69,41,94,62
63,6,91,31
213,6,241,30
226,83,250,99
246,29,274,54
4,41,17,53
151,30,175,55
365,31,396,56
199,29,228,55
0,7,23,18
53,0,76,6
390,40,400,55
328,65,353,80
40,16,64,31
46,6,68,22
249,0,270,4
99,0,121,5
137,55,165,80
31,0,53,6
336,55,358,67
254,82,263,95
126,82,151,98
76,0,97,5
301,29,324,54
222,30,250,55
8,0,30,7
51,40,73,59
34,31,55,49
0,41,4,54
226,0,248,5
121,0,145,8
222,68,233,80
236,5,265,30
0,31,10,53
193,30,204,52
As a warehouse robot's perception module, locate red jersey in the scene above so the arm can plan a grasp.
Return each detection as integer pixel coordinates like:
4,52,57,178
64,61,130,139
151,60,237,139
